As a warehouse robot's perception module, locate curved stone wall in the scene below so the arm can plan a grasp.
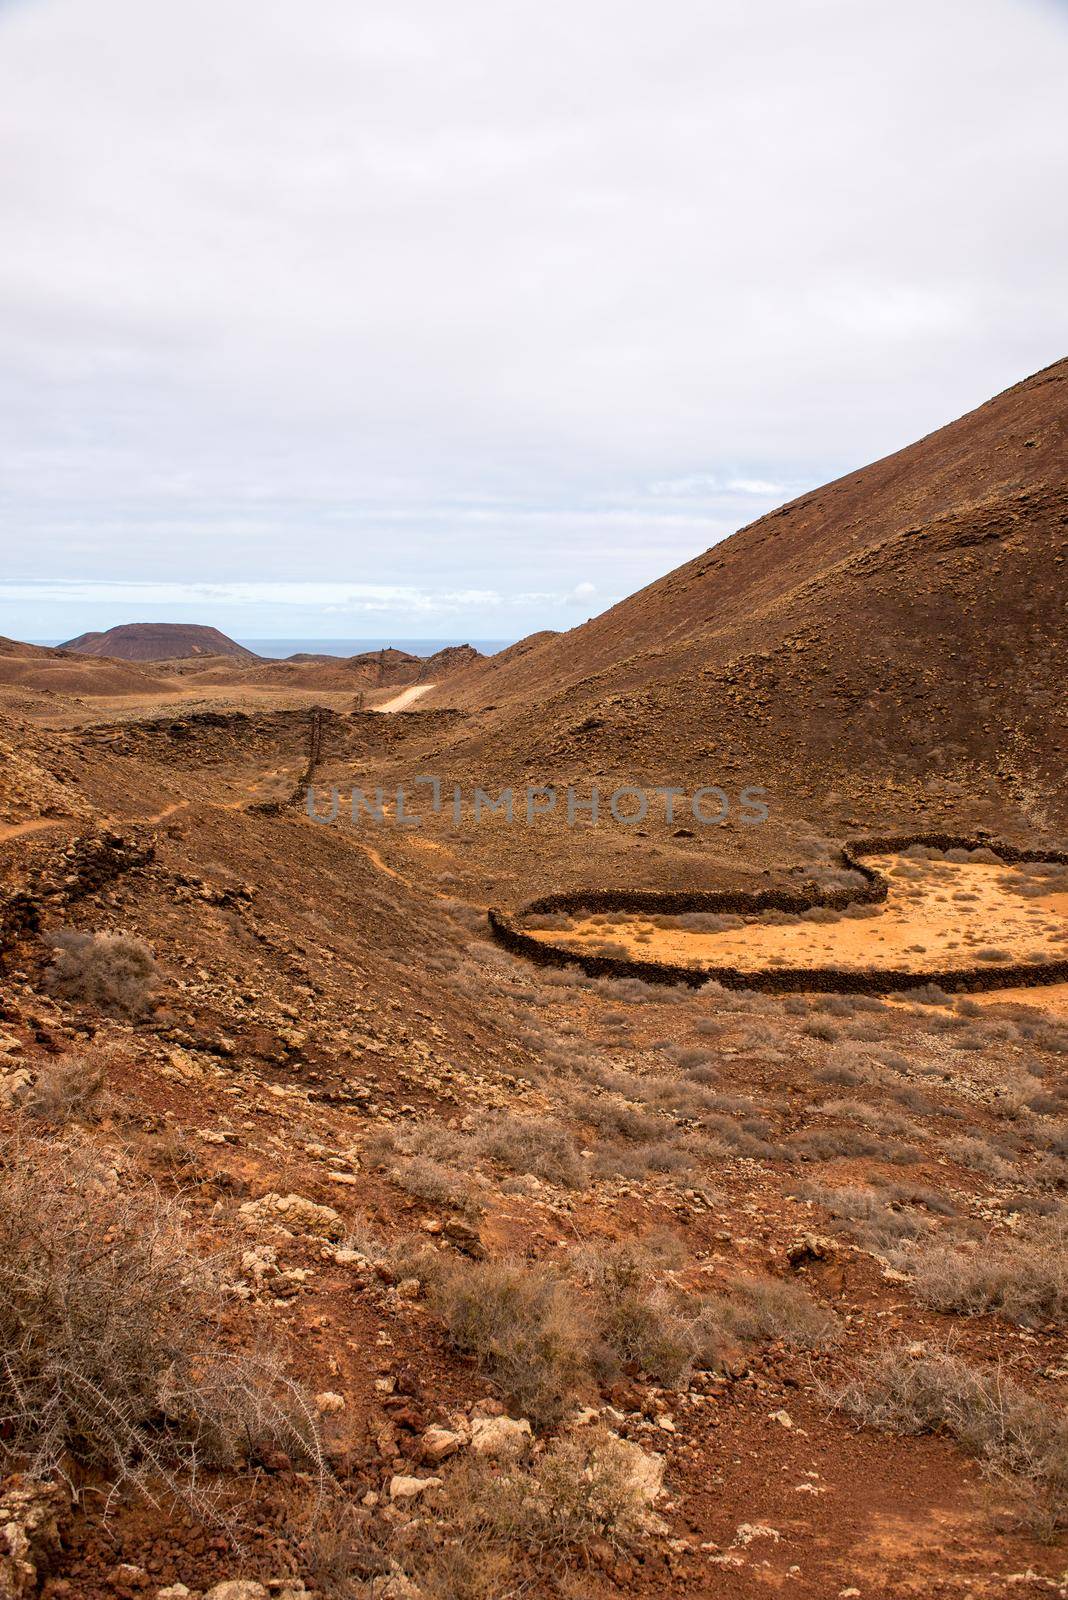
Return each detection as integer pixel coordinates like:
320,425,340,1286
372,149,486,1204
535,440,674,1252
489,834,1068,995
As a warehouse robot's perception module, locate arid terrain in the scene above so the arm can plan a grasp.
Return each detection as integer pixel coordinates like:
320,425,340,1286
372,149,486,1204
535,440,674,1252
1,363,1067,1600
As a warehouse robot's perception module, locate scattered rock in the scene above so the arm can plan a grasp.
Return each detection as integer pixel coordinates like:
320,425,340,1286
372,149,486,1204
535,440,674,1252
786,1234,834,1266
469,1415,532,1458
441,1217,484,1257
108,1563,149,1589
734,1523,780,1546
0,1475,67,1599
388,1475,443,1502
314,1391,346,1415
0,1070,34,1110
421,1425,465,1463
203,1584,269,1600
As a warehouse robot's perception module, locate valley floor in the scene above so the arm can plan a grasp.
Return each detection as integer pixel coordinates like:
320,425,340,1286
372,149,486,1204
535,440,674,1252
1,698,1067,1599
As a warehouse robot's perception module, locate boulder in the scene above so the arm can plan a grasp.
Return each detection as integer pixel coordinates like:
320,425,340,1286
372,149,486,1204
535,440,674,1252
388,1475,442,1502
238,1192,343,1239
0,1070,34,1110
604,1436,664,1506
468,1415,531,1458
421,1425,465,1463
0,1475,67,1599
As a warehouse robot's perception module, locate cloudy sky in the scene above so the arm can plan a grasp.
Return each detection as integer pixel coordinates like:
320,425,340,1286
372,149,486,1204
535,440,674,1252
2,0,1066,644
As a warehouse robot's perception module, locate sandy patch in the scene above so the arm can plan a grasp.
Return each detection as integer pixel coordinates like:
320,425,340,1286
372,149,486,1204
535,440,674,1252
525,854,1068,979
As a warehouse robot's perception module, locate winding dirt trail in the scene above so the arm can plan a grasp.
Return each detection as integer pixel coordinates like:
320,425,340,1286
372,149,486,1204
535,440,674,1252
375,683,435,713
0,817,76,842
0,799,191,845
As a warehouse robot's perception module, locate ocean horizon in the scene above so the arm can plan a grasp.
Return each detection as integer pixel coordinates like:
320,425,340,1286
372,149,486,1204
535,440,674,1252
33,637,517,659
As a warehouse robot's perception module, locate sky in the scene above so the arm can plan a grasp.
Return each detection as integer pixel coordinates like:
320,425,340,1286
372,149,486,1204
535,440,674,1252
1,0,1067,643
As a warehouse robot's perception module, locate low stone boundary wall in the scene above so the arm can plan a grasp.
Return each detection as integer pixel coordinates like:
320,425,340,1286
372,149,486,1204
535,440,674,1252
0,829,154,955
489,834,1068,996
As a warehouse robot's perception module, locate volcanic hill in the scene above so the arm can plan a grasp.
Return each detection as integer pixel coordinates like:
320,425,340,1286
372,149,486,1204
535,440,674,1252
60,622,261,662
428,360,1067,830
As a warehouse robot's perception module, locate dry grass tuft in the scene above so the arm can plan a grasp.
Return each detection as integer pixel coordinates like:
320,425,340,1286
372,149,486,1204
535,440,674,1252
905,1213,1068,1327
0,1131,321,1506
45,929,158,1018
832,1348,1068,1532
474,1113,588,1188
25,1053,108,1123
425,1256,590,1426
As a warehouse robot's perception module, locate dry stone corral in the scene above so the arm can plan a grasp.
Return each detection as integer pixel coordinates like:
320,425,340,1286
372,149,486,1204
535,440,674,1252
491,832,1068,995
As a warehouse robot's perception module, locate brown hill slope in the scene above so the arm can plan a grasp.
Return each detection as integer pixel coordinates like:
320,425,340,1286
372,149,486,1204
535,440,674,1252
61,623,260,662
0,636,54,659
0,640,167,698
172,643,483,693
427,361,1067,828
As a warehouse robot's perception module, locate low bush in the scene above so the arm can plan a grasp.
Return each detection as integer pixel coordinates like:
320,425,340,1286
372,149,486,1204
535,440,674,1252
45,929,158,1018
0,1132,320,1504
701,1273,838,1350
475,1114,588,1188
426,1257,590,1426
906,1214,1068,1327
25,1053,108,1123
832,1348,1068,1531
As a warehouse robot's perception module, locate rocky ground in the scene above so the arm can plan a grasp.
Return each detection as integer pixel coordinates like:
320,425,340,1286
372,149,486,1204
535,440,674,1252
1,703,1067,1599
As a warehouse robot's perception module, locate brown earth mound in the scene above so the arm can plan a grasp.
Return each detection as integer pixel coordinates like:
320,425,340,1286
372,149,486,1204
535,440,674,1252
60,623,260,662
425,361,1067,829
171,643,483,694
0,649,167,697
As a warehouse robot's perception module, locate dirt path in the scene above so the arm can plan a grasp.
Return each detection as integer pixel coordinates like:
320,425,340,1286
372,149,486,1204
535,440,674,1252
0,816,77,842
0,799,191,845
374,683,435,713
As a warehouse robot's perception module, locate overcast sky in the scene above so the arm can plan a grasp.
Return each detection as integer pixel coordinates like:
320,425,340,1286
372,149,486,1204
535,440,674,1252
1,0,1066,643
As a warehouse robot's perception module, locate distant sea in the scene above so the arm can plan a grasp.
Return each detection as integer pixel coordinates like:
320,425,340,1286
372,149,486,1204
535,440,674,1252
34,637,515,659
238,638,515,659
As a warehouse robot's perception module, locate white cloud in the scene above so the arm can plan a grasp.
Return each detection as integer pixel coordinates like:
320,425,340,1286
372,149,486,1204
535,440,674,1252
0,0,1066,639
725,479,787,497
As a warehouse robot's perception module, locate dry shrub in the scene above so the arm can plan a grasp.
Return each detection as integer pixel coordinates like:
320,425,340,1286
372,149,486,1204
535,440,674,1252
335,1427,657,1598
942,1133,1016,1183
25,1053,108,1123
0,1131,320,1504
574,1093,664,1144
425,1257,590,1426
818,1099,921,1141
573,1243,834,1382
362,1123,486,1218
474,1114,588,1188
390,1155,486,1219
802,1019,839,1042
570,1239,707,1384
699,1111,782,1162
702,1274,838,1350
906,1213,1068,1327
797,1181,936,1251
45,929,157,1018
832,1348,1068,1532
591,1137,701,1180
786,1124,920,1165
409,1238,834,1423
